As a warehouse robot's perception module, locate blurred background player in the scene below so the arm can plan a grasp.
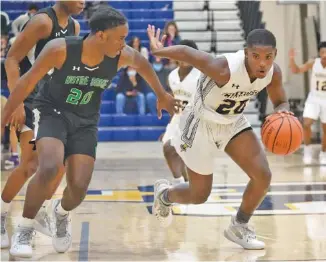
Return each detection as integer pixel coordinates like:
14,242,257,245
161,39,201,185
289,42,326,164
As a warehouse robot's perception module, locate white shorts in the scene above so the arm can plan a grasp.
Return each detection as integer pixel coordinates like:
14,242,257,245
171,108,252,175
20,125,32,133
162,115,180,144
303,93,326,123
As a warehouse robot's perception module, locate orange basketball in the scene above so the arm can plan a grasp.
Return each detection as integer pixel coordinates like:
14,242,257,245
261,113,303,155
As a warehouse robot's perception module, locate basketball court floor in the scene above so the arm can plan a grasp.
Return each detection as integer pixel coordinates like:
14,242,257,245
1,141,326,261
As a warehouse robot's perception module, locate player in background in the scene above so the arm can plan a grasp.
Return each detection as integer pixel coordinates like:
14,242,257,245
161,39,201,184
289,42,326,164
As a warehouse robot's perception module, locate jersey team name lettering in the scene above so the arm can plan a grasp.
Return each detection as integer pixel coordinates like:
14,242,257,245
64,75,110,89
222,90,259,99
314,73,326,78
174,89,192,98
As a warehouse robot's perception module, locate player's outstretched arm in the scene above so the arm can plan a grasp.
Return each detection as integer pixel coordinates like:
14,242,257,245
147,25,230,86
288,48,314,74
5,14,53,92
5,14,53,128
266,63,292,114
118,45,182,118
1,39,66,128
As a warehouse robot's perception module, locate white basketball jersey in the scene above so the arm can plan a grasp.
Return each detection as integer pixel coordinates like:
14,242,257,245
192,50,274,124
310,58,326,98
168,67,201,107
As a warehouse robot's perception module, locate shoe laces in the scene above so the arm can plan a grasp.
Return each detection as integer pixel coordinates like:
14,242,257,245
234,223,257,241
17,228,35,246
1,213,7,235
55,213,70,238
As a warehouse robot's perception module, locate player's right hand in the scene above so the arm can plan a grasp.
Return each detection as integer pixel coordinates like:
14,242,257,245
10,104,25,131
156,92,182,119
147,25,166,53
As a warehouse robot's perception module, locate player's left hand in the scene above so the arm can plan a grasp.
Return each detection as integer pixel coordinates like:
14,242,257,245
156,92,182,119
147,25,166,53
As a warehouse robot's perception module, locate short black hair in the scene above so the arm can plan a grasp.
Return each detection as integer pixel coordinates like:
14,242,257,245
179,39,198,50
28,4,39,11
318,41,326,51
89,6,127,33
246,29,276,48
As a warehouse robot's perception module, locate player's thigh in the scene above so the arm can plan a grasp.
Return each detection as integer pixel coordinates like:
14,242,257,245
171,110,215,175
187,167,213,201
320,103,326,124
225,128,271,181
19,130,38,168
303,102,320,121
34,108,67,169
65,125,98,161
65,126,96,190
18,107,38,164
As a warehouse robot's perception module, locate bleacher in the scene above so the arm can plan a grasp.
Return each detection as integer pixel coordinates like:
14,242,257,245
2,1,173,50
1,0,173,141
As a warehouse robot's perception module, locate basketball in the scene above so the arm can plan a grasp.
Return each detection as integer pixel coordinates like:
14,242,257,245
261,113,303,155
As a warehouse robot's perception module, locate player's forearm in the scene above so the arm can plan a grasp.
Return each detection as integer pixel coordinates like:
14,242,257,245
273,102,290,112
289,58,300,74
1,76,34,126
4,57,21,93
136,58,166,98
152,45,191,62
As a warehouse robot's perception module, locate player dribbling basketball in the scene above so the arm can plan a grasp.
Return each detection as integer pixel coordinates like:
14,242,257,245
148,27,294,250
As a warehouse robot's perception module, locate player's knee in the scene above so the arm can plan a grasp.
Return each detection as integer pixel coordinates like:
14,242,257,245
38,161,61,183
26,160,38,177
191,190,210,204
256,168,272,189
303,120,313,129
69,181,88,201
163,142,175,158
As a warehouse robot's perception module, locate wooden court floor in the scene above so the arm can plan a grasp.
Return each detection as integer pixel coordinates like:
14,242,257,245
1,142,326,261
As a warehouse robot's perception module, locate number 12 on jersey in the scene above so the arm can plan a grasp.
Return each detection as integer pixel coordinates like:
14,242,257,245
216,99,249,115
316,81,326,91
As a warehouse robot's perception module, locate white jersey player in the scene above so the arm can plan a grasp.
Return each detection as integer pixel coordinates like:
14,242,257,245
162,40,201,185
289,42,326,164
148,27,293,250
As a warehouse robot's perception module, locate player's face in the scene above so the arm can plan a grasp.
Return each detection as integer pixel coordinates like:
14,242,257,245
61,1,85,15
178,61,192,69
245,46,276,79
320,47,326,64
100,24,128,58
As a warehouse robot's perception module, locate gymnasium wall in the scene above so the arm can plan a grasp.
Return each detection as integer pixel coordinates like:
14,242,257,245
259,0,320,113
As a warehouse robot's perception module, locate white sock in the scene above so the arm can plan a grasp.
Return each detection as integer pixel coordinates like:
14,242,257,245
304,144,313,154
1,199,10,214
41,200,51,209
20,217,34,228
173,177,185,184
55,200,69,216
